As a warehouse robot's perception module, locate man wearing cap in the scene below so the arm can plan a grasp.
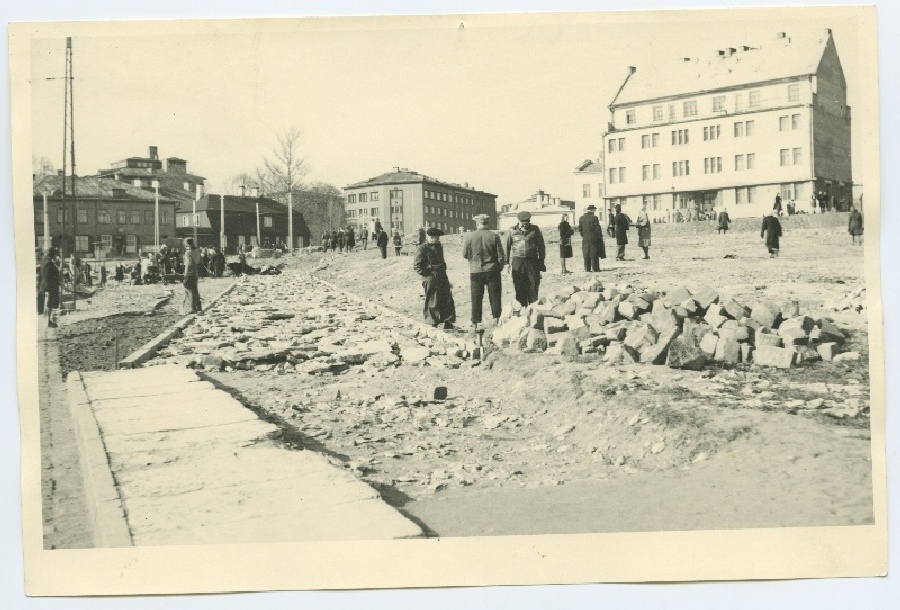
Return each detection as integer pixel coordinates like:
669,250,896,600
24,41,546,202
505,210,546,307
578,204,605,272
414,227,457,328
463,213,505,329
614,203,630,261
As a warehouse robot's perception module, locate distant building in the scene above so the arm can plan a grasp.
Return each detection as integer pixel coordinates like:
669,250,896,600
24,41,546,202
176,186,310,254
33,174,178,257
96,145,206,208
343,168,498,234
498,190,575,231
603,29,851,220
573,159,607,222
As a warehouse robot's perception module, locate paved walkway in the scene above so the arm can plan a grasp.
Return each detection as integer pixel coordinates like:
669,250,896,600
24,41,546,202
69,364,422,546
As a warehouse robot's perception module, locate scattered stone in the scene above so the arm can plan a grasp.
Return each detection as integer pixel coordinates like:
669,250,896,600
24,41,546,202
833,351,861,362
816,342,837,361
650,442,666,455
666,334,707,370
752,345,794,369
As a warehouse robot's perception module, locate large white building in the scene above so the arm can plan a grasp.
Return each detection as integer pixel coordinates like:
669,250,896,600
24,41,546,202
573,158,607,223
602,29,851,221
498,190,575,231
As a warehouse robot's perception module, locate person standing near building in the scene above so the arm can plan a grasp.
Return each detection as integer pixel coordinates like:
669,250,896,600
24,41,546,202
848,204,864,245
505,211,545,307
761,211,782,258
182,238,203,313
717,208,731,234
321,230,330,252
360,226,369,250
39,247,61,328
614,203,630,261
577,205,604,272
100,261,108,287
414,227,456,329
346,225,356,252
462,213,505,329
635,202,651,260
393,229,403,256
774,193,783,216
376,228,389,259
557,213,574,274
373,218,383,236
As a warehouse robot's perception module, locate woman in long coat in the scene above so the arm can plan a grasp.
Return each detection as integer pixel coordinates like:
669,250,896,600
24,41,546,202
635,203,651,260
182,238,203,314
413,228,456,328
557,214,574,274
761,212,783,257
848,205,864,245
614,204,630,261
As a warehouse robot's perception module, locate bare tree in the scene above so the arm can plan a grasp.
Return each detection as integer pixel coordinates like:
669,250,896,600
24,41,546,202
257,127,310,200
226,171,256,195
32,155,55,181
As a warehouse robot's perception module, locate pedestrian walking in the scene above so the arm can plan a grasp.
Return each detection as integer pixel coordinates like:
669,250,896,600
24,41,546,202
373,218,383,237
414,228,457,328
393,230,402,256
717,208,731,234
558,214,574,274
848,205,864,245
321,230,330,252
100,262,107,287
331,230,339,253
761,212,783,258
346,226,356,252
774,193,783,217
83,260,93,286
462,213,505,328
606,207,616,238
39,247,61,328
614,203,630,261
376,229,389,259
181,238,203,314
635,202,651,260
360,226,369,250
505,211,546,307
577,205,604,272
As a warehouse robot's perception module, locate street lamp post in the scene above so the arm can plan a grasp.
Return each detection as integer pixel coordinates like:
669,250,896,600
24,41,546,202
288,189,293,254
152,179,160,254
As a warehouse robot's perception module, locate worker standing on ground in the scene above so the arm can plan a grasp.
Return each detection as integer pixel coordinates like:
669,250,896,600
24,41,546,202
414,227,456,328
376,229,389,259
39,247,61,328
558,213,574,274
182,237,203,314
636,202,651,260
848,204,864,246
462,213,505,329
506,211,545,307
577,204,604,272
717,208,731,234
614,203,630,261
761,211,783,258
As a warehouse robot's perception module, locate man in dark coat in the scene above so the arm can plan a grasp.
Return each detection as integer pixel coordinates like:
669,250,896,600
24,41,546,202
848,205,864,245
346,226,356,251
414,228,456,328
761,212,782,257
463,213,505,328
39,248,61,328
505,211,546,307
558,214,574,274
773,193,783,216
577,204,605,272
418,226,427,246
376,229,389,259
614,203,630,261
717,208,731,234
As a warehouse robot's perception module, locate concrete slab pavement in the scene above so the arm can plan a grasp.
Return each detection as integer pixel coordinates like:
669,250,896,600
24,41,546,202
68,364,423,546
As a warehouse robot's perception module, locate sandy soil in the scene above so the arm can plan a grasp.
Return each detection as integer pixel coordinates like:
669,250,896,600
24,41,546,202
201,214,873,535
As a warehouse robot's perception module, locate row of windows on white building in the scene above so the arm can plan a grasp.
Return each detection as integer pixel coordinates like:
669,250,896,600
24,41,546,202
54,208,172,226
609,114,803,154
605,147,803,184
623,83,801,125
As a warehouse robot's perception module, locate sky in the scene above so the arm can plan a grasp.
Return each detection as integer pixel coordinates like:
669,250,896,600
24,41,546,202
27,7,869,205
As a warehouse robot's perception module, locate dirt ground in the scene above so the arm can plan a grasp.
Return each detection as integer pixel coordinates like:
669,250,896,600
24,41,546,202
205,214,873,535
50,215,874,536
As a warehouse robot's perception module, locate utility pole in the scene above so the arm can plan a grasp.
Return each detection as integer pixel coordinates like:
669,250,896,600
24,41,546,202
42,192,50,252
220,193,225,252
192,190,198,245
288,189,293,254
153,180,160,253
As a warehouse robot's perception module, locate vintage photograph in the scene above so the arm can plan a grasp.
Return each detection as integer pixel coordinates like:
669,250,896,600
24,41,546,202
10,3,887,597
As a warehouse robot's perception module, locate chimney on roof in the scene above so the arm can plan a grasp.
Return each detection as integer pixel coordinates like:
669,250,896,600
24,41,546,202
250,186,259,198
628,66,636,74
149,146,158,160
400,167,408,173
727,47,736,56
239,185,246,198
393,166,400,173
682,57,692,62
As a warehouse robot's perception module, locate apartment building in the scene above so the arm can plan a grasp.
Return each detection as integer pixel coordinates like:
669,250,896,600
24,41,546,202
603,29,851,220
343,168,498,234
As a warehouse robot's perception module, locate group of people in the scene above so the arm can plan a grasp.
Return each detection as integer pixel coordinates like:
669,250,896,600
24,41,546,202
560,202,649,273
412,211,546,330
322,219,410,261
321,226,358,253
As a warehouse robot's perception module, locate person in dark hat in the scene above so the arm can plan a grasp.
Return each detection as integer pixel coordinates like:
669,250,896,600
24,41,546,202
614,203,630,261
414,227,457,328
376,228,389,259
38,247,61,328
463,213,505,329
761,210,782,257
558,214,574,274
577,205,605,272
505,210,545,307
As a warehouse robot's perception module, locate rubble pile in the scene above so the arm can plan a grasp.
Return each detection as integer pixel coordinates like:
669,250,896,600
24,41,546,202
492,277,859,370
823,286,866,314
149,274,470,372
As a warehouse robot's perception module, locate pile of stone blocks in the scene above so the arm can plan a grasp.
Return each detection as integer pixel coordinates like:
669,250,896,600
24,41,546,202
492,278,855,370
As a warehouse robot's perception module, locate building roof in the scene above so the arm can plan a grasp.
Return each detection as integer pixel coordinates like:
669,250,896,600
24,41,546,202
344,169,496,197
33,175,177,204
611,29,834,107
193,194,291,216
575,160,604,173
